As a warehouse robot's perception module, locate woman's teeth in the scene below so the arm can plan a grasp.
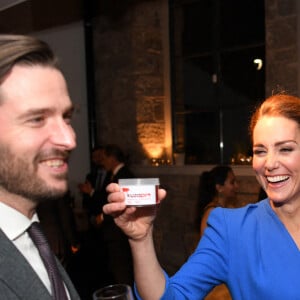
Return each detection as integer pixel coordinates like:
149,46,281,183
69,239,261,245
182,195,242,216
267,175,289,183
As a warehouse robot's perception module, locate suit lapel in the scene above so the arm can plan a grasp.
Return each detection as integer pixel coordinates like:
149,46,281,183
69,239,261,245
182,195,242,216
57,258,81,299
0,229,52,300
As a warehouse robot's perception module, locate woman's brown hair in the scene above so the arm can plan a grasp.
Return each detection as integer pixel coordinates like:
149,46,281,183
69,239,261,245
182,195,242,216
249,93,300,141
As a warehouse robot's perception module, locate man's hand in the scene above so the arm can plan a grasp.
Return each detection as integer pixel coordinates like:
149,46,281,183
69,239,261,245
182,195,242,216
78,180,94,196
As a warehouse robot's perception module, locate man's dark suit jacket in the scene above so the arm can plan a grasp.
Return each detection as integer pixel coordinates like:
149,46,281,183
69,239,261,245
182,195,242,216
0,229,80,299
96,165,135,287
37,194,79,266
103,165,134,205
83,165,107,220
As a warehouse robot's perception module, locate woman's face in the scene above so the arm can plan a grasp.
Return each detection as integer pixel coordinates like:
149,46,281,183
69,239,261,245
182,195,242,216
217,170,238,202
252,116,300,205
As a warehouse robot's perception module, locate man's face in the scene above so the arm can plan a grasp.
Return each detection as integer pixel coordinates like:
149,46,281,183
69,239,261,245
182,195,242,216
92,148,104,167
0,65,76,202
101,152,114,172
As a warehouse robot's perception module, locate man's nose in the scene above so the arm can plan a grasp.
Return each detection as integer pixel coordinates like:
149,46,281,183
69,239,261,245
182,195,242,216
49,120,77,150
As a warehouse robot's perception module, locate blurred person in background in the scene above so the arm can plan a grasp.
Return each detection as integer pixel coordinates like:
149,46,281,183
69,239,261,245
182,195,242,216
95,144,135,289
199,165,238,236
76,146,109,298
78,145,107,228
198,165,238,300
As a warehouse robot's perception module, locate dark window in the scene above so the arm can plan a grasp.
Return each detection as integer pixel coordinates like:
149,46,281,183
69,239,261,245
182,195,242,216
170,0,265,164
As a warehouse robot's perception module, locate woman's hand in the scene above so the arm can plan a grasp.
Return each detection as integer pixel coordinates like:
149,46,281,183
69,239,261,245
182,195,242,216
103,183,167,241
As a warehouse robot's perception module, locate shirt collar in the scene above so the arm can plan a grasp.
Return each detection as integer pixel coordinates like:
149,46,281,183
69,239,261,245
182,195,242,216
0,202,39,241
112,163,124,176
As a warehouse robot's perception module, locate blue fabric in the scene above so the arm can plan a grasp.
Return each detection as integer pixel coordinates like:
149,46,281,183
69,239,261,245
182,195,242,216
136,199,300,300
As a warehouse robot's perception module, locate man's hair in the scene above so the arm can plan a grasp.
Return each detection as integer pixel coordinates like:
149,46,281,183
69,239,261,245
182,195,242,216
104,144,126,163
0,34,58,84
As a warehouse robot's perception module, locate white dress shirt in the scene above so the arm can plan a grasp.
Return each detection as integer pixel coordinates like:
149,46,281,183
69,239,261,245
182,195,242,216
112,163,124,178
0,202,52,293
0,202,71,298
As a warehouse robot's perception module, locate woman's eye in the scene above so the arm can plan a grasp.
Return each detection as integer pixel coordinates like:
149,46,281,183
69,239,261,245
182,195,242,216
253,149,265,155
280,147,292,152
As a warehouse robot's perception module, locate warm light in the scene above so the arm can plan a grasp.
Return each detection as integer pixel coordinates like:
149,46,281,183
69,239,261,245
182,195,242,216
136,93,173,164
231,153,253,165
253,58,263,70
143,143,164,158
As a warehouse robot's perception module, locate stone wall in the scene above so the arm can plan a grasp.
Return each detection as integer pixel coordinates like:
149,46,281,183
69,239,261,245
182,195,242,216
265,0,298,95
92,0,166,163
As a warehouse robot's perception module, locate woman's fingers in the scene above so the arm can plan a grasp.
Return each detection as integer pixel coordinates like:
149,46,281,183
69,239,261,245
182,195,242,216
103,200,126,214
157,188,167,203
106,182,121,193
105,183,167,216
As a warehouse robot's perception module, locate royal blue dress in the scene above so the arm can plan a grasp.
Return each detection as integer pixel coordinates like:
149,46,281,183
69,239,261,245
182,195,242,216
136,199,300,299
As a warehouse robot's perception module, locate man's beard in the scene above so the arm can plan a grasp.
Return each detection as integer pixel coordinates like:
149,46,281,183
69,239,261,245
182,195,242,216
0,146,69,203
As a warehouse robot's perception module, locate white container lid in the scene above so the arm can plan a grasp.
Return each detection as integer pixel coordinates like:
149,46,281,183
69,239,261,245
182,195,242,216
119,178,159,185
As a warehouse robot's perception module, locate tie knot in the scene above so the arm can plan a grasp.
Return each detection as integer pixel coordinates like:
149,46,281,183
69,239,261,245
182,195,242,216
27,221,48,247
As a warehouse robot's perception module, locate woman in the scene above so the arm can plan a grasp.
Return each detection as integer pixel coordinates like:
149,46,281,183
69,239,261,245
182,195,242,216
199,165,238,237
198,165,238,300
103,93,300,299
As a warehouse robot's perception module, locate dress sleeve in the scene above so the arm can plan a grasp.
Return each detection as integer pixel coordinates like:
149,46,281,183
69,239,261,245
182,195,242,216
159,207,230,300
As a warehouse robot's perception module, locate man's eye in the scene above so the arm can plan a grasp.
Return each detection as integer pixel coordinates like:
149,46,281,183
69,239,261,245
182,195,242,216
64,113,73,125
26,116,46,127
30,116,45,123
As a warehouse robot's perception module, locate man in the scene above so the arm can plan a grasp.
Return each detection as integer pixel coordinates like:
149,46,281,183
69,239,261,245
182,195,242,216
95,144,135,288
94,144,135,222
0,34,80,299
76,146,109,296
78,146,107,227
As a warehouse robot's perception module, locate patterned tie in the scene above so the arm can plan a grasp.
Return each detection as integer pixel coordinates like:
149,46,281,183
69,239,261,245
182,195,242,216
27,222,68,300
